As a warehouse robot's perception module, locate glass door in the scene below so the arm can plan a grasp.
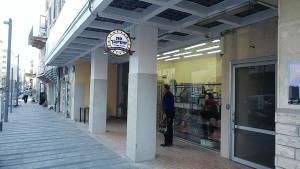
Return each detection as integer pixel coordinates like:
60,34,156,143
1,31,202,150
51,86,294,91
232,62,276,169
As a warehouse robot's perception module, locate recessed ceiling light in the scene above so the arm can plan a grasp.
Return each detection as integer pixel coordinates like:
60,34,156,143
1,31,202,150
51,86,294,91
173,52,192,57
163,50,180,55
165,57,180,61
207,50,221,54
197,45,220,52
183,53,203,58
184,43,206,50
157,56,171,60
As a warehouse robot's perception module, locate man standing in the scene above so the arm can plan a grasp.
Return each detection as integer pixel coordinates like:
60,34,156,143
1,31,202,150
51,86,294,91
161,84,175,147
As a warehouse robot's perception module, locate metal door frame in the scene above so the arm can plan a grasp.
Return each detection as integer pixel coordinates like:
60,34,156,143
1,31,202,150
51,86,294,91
230,59,277,169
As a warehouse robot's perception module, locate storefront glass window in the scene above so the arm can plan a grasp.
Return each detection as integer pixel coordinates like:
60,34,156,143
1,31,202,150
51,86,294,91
172,84,221,150
157,40,222,150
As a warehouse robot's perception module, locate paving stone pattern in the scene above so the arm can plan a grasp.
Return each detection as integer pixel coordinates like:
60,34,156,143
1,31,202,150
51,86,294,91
0,103,138,169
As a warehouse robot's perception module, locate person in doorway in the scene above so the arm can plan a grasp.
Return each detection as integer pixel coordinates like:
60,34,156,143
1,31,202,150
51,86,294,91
23,89,29,103
201,93,218,139
161,84,175,147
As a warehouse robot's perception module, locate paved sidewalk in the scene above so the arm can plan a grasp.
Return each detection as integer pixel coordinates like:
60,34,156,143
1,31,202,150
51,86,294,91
0,103,138,169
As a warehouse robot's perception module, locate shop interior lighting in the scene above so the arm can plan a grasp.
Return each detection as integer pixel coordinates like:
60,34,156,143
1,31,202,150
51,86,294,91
183,53,203,58
173,52,192,57
184,43,206,50
165,57,180,61
157,56,171,60
163,50,180,55
157,54,161,57
212,39,220,43
197,45,220,52
207,50,222,54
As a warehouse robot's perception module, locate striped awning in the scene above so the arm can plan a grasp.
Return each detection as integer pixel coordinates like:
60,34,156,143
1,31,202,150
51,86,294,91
37,68,57,83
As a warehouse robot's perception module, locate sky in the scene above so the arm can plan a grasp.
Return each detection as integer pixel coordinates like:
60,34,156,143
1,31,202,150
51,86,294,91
0,0,45,73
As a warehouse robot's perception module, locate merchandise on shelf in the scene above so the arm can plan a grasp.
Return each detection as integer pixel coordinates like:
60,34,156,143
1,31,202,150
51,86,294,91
172,83,221,150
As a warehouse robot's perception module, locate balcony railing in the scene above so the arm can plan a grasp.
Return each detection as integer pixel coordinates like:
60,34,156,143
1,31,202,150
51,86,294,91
28,15,48,49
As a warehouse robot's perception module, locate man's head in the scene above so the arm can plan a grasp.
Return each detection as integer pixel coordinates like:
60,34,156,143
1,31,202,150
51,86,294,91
163,84,170,93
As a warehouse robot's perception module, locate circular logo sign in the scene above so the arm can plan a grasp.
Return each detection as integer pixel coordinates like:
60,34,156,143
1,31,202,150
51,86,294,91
105,29,132,56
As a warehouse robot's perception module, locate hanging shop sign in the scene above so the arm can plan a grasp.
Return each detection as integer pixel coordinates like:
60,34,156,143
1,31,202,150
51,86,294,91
105,29,133,56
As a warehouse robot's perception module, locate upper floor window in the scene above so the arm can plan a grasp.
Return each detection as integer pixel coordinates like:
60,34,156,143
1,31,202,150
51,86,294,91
48,6,52,27
47,0,66,30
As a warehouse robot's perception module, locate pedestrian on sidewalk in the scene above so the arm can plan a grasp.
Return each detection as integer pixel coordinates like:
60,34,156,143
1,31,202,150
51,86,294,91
161,84,175,147
23,89,29,103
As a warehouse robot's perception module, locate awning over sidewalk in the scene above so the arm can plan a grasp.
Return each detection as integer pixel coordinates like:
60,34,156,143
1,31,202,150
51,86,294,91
45,0,278,66
37,68,57,83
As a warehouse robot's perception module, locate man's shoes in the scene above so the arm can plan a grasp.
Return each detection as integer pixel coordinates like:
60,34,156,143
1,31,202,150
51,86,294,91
160,144,172,147
160,144,169,147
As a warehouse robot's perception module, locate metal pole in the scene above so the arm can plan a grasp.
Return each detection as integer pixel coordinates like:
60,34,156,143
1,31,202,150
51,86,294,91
4,18,12,122
10,67,13,113
16,55,19,106
57,68,61,112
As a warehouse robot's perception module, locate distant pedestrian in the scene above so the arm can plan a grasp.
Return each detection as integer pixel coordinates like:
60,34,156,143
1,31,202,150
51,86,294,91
23,89,29,103
161,84,175,147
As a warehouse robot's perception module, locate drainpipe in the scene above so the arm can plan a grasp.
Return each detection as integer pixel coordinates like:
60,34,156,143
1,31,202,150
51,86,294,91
257,0,278,9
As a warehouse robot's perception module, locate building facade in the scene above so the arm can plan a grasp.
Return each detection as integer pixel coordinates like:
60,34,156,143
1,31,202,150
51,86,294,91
29,0,300,169
29,0,66,108
0,46,20,103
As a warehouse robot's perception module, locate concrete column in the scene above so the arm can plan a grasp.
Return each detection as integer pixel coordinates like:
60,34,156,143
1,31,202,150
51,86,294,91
89,48,108,134
47,83,54,105
46,84,51,105
72,82,84,121
70,70,76,120
116,64,123,118
126,24,158,162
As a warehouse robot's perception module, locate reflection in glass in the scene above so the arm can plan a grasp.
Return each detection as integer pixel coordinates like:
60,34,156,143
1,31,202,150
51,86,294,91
234,64,275,168
234,129,275,168
235,64,275,131
173,84,221,150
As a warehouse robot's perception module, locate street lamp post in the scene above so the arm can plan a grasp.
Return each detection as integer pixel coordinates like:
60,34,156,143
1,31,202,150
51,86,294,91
4,18,12,122
10,67,13,113
16,55,19,107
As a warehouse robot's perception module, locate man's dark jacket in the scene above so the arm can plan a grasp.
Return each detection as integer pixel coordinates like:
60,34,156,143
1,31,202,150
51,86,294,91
162,91,175,118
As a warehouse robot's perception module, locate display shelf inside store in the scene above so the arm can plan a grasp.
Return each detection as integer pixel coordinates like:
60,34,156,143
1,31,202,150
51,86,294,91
174,131,220,149
174,119,221,128
171,83,222,151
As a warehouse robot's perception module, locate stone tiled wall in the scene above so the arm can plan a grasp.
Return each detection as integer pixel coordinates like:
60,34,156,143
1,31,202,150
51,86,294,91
276,109,300,169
